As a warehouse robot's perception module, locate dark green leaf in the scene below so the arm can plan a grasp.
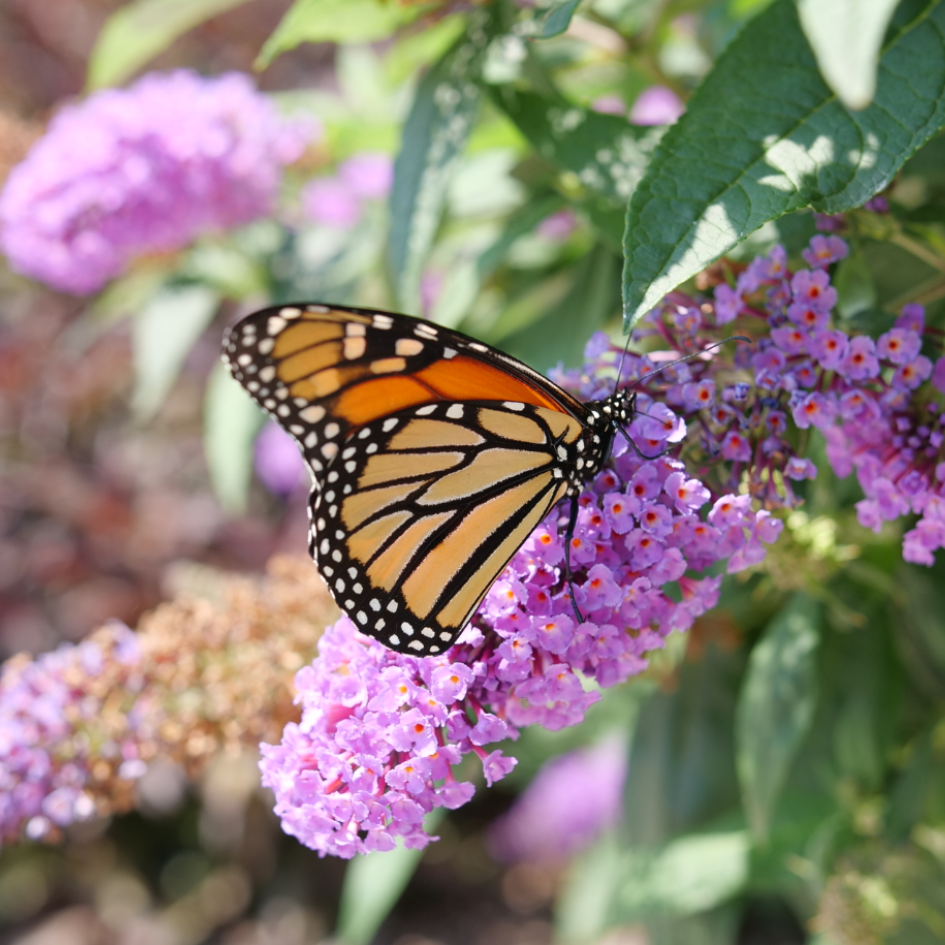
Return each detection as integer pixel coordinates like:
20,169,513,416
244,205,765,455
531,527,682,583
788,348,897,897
131,284,220,421
797,0,902,110
204,363,265,514
389,8,499,312
335,810,444,945
87,0,254,89
736,593,822,841
535,0,583,39
489,86,664,204
622,0,945,327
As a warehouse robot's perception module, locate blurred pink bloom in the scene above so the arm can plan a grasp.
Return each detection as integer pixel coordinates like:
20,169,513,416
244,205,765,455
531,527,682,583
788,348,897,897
254,422,306,495
591,95,627,115
488,736,626,863
302,177,362,229
339,153,393,199
630,86,685,126
536,209,577,241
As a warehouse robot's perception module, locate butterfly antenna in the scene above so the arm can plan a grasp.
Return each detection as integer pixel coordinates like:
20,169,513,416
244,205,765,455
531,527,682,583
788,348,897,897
616,335,751,391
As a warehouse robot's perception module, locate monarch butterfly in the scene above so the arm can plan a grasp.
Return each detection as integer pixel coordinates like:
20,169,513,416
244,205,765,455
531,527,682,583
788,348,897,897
222,303,640,656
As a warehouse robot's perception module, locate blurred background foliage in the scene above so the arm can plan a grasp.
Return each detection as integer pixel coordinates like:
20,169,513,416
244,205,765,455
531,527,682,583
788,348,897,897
3,0,945,944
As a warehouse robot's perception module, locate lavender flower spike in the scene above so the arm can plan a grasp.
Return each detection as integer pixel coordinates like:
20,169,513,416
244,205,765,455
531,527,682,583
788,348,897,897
0,70,313,294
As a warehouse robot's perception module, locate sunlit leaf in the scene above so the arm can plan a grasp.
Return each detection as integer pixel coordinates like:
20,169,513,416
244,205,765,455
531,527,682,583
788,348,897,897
204,362,265,513
335,810,444,945
131,284,220,421
534,0,583,39
87,0,254,89
797,0,902,110
555,833,622,944
736,594,821,841
256,0,417,69
489,86,664,203
622,0,945,327
610,831,751,922
389,8,500,312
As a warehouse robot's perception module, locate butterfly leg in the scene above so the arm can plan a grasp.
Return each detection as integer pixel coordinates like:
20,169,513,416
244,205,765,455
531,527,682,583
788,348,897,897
563,496,585,625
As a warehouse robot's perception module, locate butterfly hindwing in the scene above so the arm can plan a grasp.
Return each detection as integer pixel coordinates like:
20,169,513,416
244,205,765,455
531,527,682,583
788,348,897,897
310,400,575,654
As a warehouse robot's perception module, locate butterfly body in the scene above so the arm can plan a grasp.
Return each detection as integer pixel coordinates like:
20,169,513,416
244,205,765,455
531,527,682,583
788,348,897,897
223,303,635,655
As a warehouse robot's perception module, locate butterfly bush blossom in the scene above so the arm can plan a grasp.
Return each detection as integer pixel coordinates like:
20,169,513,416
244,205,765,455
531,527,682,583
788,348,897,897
0,70,313,294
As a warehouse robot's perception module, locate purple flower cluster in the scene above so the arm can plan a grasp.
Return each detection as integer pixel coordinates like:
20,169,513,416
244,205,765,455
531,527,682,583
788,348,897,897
260,346,784,857
0,70,313,294
709,236,945,565
488,736,627,863
0,623,144,846
302,152,392,229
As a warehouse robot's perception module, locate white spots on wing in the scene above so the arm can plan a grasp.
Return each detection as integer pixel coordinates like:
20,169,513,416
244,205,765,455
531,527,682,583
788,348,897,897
415,324,438,340
503,402,525,411
335,578,345,593
306,304,330,313
346,323,367,337
342,447,356,460
421,627,435,639
387,600,398,612
408,640,423,651
258,337,275,355
275,387,289,400
556,445,567,461
345,461,357,473
443,347,457,359
320,538,329,555
332,549,342,562
369,599,381,611
259,366,276,383
439,632,452,642
382,418,399,432
468,342,488,353
401,622,415,636
267,316,287,336
357,612,368,625
237,354,252,367
357,427,372,439
280,307,302,319
300,405,326,423
321,442,338,460
446,405,464,420
304,432,318,448
395,338,424,357
324,422,340,439
416,405,437,416
344,336,367,360
389,634,401,646
277,405,290,418
373,314,394,329
366,443,378,454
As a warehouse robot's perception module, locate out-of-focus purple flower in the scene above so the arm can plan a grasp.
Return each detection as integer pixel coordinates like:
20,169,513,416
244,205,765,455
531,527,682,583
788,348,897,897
302,177,363,228
254,422,306,495
0,623,143,846
802,235,848,269
537,209,577,241
338,153,393,199
630,86,685,125
591,95,627,115
487,736,627,863
0,70,313,295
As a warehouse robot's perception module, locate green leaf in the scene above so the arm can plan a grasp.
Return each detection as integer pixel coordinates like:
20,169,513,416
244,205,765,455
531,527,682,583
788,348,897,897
797,0,902,110
335,810,444,945
736,593,822,841
555,833,623,944
500,242,619,371
535,0,583,39
622,0,945,327
834,246,878,318
389,8,499,312
489,86,664,203
257,0,417,69
204,362,265,514
131,284,220,421
609,831,751,922
87,0,254,89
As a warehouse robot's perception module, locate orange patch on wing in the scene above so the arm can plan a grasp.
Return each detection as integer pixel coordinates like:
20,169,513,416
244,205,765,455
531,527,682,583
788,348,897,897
333,376,435,426
290,364,365,400
417,448,549,505
415,357,562,410
435,478,562,629
279,342,343,382
402,472,552,619
477,409,546,444
341,480,429,531
348,510,413,565
534,406,583,443
388,419,485,452
366,511,453,591
273,321,344,358
360,451,465,489
302,308,372,325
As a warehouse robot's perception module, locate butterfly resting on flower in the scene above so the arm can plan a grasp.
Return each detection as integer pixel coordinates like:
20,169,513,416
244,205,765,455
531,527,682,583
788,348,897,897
222,303,642,656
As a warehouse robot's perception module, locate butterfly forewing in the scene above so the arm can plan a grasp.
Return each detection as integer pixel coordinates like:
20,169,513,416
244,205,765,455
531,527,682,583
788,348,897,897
310,400,574,654
222,303,601,656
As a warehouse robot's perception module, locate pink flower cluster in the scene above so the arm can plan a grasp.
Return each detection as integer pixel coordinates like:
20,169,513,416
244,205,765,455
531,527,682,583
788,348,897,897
0,70,313,294
302,153,393,229
712,235,945,565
